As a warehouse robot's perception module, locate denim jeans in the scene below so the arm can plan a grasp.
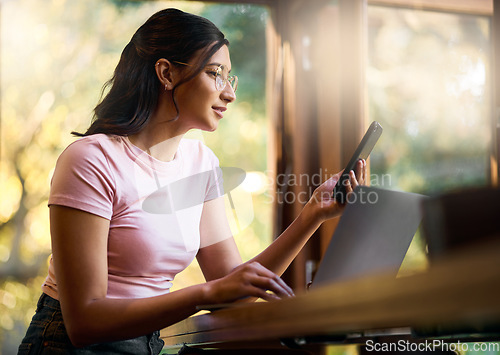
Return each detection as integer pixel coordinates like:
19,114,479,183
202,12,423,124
18,293,164,355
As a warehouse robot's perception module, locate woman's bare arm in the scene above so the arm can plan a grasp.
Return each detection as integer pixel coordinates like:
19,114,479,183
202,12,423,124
50,205,292,347
196,161,366,287
249,161,366,277
196,196,242,281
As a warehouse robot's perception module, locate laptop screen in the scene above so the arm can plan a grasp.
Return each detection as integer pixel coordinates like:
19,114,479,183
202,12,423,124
311,186,425,288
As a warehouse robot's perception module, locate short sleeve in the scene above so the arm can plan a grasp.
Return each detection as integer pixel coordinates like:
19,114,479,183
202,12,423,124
205,166,224,202
48,138,115,220
195,142,224,202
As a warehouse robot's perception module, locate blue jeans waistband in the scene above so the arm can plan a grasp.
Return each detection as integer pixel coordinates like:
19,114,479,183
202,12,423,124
36,292,60,311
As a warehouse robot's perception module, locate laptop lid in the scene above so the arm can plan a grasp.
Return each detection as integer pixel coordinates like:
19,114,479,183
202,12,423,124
311,186,425,289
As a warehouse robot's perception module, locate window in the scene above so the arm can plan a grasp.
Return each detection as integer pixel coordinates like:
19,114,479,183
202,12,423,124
367,4,492,272
368,5,492,194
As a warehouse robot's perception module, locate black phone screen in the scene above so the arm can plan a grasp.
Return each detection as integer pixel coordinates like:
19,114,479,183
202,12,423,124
332,121,383,203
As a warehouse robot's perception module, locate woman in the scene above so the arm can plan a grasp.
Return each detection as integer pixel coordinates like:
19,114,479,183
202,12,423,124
18,8,366,354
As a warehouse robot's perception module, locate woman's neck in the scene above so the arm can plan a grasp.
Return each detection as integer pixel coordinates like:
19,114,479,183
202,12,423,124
128,92,192,162
128,128,184,162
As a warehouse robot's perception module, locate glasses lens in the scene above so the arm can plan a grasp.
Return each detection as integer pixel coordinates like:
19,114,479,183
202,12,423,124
215,76,224,91
229,76,238,92
214,65,237,92
214,66,223,91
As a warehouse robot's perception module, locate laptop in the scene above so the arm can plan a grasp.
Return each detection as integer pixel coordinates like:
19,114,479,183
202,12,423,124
311,185,426,289
196,185,425,311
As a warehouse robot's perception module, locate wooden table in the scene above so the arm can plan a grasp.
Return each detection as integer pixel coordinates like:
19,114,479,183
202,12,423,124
161,241,500,354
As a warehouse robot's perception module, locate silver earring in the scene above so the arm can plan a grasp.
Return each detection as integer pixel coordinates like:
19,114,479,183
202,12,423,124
165,83,168,91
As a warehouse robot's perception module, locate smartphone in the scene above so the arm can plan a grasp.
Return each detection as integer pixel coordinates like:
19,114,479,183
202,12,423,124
333,121,383,204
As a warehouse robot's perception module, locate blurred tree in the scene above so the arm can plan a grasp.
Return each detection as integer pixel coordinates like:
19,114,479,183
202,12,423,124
367,6,491,275
0,1,493,355
0,1,269,353
203,4,268,114
367,6,491,196
201,4,269,171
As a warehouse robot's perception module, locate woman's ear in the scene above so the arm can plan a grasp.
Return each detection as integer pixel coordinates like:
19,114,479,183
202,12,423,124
155,58,176,91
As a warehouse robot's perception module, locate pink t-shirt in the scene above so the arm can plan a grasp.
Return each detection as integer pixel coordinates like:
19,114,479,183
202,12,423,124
42,134,223,300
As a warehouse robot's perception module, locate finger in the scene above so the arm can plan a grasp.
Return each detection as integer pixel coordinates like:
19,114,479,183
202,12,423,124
253,289,281,302
354,159,364,183
236,280,280,302
360,159,367,183
272,275,295,297
259,264,295,297
314,175,338,196
324,174,340,189
348,170,357,190
264,273,294,297
362,159,367,182
251,263,295,297
250,275,294,299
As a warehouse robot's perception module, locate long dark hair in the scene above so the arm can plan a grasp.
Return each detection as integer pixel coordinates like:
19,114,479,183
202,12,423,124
74,8,229,137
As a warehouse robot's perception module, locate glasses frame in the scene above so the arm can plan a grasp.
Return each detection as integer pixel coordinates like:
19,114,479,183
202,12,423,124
171,60,238,92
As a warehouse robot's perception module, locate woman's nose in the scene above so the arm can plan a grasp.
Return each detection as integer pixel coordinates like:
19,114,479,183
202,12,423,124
221,83,236,102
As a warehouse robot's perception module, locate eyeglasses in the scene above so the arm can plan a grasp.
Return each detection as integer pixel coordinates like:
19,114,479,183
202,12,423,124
172,61,238,92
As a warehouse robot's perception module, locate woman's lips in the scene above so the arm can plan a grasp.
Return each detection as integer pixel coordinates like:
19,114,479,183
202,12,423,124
213,106,227,118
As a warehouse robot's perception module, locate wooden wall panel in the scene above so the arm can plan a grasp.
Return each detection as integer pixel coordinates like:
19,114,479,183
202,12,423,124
268,0,367,290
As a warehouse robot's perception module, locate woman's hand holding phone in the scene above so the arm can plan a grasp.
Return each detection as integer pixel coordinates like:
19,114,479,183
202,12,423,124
332,121,383,203
303,159,367,226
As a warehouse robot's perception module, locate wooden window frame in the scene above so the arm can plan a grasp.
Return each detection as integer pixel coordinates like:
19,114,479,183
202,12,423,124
202,0,497,289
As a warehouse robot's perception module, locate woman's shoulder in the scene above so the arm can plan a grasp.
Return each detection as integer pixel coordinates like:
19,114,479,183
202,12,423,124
65,133,121,148
61,134,122,156
56,134,128,172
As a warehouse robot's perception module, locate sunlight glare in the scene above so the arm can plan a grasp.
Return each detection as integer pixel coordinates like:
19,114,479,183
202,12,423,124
241,171,267,194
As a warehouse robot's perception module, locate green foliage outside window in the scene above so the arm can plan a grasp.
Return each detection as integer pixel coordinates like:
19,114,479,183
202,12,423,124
0,1,269,353
366,6,491,277
0,1,495,354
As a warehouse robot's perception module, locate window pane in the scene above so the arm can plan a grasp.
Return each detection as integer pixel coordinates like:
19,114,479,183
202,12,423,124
367,6,491,195
366,5,491,274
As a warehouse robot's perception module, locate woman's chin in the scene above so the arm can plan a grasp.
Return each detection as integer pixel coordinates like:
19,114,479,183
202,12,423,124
202,120,220,132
